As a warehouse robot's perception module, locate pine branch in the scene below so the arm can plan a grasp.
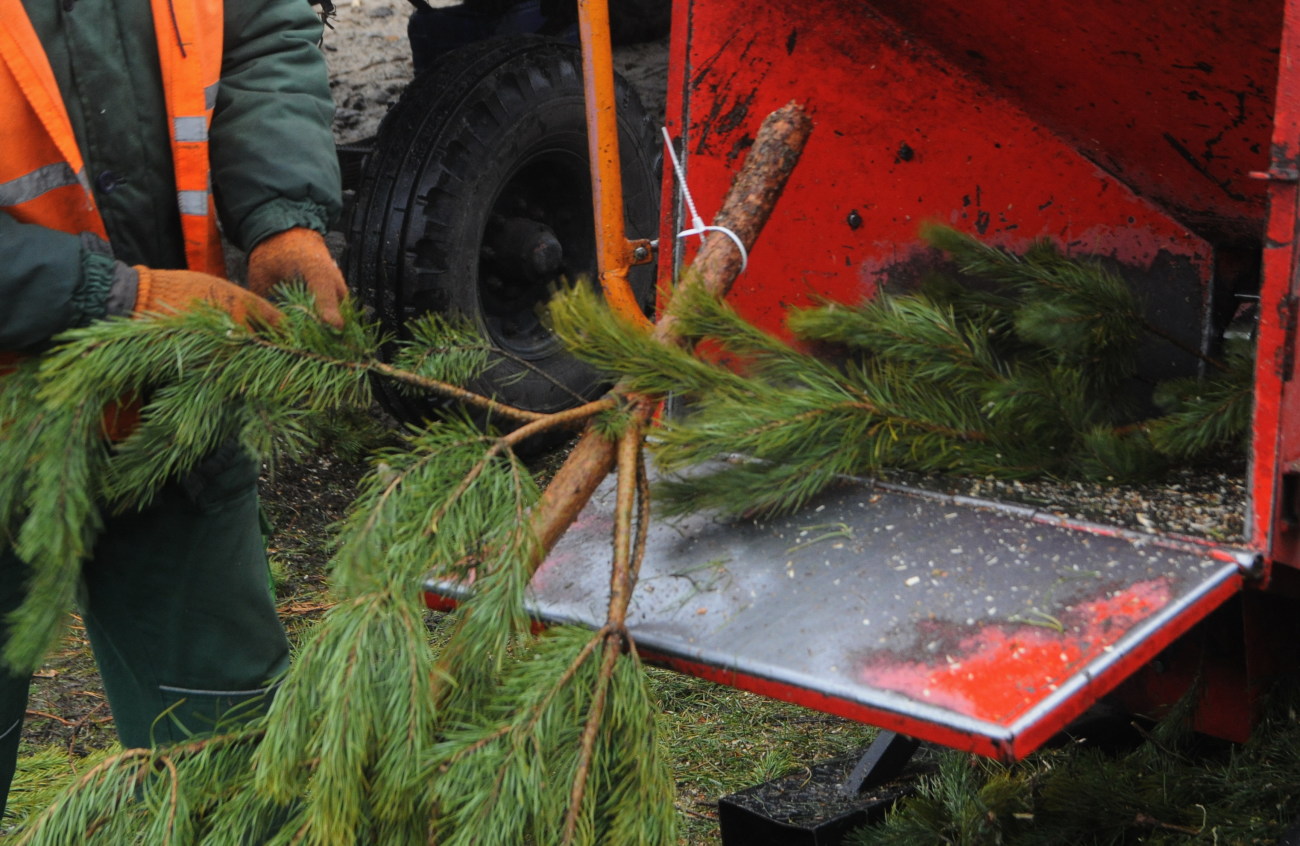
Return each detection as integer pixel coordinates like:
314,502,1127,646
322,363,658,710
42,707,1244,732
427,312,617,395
4,391,107,673
608,424,644,633
549,281,762,404
15,748,152,845
562,634,621,846
2,294,558,844
790,293,1008,387
549,221,1253,519
429,624,673,846
556,424,652,842
1145,338,1254,458
16,729,274,845
372,358,546,424
921,223,1146,383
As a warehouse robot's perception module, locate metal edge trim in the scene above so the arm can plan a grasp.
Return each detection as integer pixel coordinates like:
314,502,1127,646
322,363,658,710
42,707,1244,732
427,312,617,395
1005,558,1243,737
426,556,1245,748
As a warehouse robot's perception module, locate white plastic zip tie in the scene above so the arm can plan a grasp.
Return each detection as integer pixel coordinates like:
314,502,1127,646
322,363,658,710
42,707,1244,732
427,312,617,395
662,127,749,273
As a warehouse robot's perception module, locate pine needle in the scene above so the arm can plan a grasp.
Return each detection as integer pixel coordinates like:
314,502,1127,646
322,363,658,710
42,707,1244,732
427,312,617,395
431,627,675,846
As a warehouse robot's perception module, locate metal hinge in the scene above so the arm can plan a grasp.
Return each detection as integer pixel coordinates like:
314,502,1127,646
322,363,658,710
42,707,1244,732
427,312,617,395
1283,294,1300,382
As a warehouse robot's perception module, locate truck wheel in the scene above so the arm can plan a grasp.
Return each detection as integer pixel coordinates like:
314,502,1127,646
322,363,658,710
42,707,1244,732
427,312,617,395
344,36,659,428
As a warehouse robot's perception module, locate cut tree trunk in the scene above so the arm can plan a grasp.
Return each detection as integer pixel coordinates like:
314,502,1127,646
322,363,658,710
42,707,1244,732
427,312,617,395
529,101,814,560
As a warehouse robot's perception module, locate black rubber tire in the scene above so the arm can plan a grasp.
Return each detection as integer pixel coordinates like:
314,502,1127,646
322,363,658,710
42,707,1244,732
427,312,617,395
344,36,659,427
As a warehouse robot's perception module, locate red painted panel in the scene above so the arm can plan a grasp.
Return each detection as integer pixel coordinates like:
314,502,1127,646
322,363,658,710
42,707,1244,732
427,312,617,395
858,579,1173,726
1006,567,1247,753
663,0,1300,562
663,0,1213,346
866,0,1281,245
646,0,1277,755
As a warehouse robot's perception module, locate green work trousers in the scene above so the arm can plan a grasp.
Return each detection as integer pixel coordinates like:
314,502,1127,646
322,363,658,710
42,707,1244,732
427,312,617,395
0,442,290,821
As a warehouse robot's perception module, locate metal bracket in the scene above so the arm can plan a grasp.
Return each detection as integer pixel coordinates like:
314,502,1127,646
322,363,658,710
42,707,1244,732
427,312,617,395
1250,168,1300,182
839,731,922,797
629,238,655,265
1282,295,1300,381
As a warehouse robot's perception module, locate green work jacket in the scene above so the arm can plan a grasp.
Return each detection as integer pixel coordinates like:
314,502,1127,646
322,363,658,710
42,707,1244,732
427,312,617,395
1,0,342,350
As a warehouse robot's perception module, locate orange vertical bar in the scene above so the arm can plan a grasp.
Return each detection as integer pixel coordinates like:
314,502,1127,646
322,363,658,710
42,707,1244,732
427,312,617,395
577,0,652,326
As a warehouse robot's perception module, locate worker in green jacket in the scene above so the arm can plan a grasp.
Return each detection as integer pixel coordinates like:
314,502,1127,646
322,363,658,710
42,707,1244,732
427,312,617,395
0,0,345,822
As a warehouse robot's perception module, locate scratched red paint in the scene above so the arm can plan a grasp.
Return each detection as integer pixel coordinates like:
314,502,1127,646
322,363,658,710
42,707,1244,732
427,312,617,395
1255,2,1300,565
667,0,1213,346
859,579,1173,724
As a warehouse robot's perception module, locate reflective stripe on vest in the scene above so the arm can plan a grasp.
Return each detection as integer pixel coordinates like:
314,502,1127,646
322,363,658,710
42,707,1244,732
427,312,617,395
151,0,225,274
0,161,87,207
0,0,106,238
0,0,225,275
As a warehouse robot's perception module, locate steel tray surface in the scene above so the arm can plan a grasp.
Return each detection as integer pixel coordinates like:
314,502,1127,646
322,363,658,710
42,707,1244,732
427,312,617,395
427,468,1252,760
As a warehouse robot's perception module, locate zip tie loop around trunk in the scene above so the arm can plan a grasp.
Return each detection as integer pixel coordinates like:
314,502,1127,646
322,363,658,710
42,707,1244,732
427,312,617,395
662,127,748,273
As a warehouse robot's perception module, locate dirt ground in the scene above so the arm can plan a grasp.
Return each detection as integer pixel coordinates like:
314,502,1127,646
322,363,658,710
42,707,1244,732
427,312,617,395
321,0,669,146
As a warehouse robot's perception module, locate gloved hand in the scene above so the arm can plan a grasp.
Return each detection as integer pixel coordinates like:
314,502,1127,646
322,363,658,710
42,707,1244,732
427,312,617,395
246,228,348,328
134,267,282,328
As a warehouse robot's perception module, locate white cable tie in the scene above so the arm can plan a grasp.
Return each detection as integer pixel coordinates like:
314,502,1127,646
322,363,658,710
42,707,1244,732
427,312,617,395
678,225,749,270
661,127,749,274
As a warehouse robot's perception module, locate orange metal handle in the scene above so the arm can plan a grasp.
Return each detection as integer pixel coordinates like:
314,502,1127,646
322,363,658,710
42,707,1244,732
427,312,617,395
576,0,654,329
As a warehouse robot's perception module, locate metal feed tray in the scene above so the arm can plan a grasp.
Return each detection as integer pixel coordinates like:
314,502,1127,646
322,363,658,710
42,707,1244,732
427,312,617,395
426,469,1253,761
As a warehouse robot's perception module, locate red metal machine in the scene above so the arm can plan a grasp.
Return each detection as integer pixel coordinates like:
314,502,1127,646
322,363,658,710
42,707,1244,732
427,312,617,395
421,0,1300,790
658,0,1300,580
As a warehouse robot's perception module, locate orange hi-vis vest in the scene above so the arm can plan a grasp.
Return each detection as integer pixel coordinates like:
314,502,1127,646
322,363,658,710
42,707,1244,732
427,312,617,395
0,0,226,275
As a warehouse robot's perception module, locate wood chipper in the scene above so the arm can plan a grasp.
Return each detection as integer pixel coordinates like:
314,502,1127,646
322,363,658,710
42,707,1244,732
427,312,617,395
343,0,1300,837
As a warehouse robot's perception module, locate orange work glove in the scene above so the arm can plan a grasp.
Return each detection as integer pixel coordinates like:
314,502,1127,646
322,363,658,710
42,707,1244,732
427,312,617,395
246,228,348,328
134,267,282,328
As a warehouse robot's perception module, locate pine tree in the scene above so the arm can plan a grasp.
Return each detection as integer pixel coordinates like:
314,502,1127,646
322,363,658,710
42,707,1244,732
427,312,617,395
3,293,673,845
548,224,1252,518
